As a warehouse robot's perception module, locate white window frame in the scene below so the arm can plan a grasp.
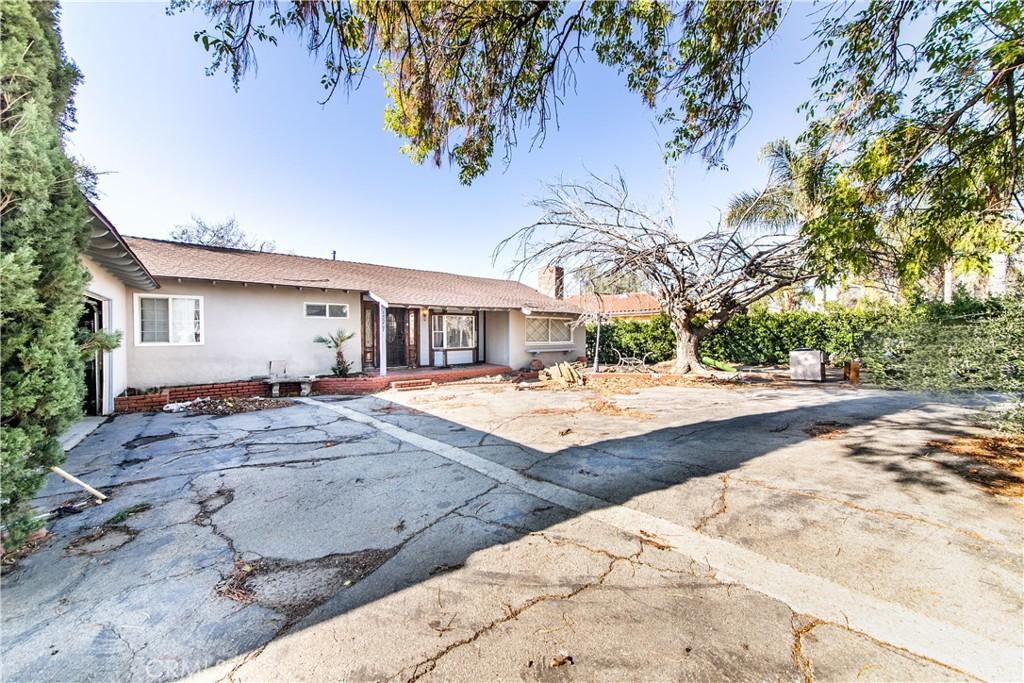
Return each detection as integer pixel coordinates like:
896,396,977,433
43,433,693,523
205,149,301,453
304,302,350,319
134,293,205,347
431,314,477,350
525,316,574,345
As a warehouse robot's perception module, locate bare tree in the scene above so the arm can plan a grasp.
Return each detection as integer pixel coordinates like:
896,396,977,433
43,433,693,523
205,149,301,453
170,216,275,252
497,172,813,374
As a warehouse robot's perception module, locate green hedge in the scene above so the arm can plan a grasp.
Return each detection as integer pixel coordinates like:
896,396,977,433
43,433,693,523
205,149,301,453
587,306,901,367
700,305,901,365
862,295,1023,430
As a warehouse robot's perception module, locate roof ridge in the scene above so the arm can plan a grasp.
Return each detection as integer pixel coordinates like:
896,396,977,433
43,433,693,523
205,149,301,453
123,235,537,290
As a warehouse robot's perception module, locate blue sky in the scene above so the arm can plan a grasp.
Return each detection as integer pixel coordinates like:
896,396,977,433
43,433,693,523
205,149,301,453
61,1,821,286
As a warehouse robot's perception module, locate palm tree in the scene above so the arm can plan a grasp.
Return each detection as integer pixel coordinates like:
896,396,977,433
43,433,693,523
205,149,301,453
725,138,830,232
313,330,356,376
726,139,834,309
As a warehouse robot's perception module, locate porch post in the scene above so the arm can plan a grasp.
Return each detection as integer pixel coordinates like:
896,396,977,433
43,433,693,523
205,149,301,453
379,302,388,377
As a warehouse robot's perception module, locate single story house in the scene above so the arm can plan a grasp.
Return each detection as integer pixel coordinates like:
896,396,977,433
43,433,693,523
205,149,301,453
81,204,585,413
564,292,662,321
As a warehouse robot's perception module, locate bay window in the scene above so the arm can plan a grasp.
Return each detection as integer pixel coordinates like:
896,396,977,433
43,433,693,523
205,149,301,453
432,314,476,349
135,294,203,345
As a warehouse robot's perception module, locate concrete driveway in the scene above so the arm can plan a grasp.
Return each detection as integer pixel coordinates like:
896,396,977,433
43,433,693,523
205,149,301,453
2,382,1021,682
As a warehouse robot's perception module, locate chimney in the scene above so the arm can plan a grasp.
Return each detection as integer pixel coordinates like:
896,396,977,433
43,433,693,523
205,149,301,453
538,265,564,299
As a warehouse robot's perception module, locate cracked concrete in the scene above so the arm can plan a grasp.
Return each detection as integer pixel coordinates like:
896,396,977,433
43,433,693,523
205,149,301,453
2,384,1021,682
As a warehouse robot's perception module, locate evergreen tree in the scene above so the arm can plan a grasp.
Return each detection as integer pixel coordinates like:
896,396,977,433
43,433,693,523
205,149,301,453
1,0,92,548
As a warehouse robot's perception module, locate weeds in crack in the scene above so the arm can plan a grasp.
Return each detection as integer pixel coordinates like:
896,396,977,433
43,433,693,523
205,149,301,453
694,473,730,533
403,556,622,682
791,616,822,683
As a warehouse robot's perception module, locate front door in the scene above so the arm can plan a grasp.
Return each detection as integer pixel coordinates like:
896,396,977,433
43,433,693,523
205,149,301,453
80,297,103,415
386,307,407,367
361,301,378,369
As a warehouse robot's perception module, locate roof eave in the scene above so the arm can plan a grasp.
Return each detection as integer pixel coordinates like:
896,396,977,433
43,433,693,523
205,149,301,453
85,202,159,290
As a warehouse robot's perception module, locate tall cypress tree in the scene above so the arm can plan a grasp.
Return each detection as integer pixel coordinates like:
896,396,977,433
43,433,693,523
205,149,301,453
1,0,92,548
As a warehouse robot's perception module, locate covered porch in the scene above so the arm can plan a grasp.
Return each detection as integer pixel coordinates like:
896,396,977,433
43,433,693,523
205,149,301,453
315,362,513,394
359,297,505,376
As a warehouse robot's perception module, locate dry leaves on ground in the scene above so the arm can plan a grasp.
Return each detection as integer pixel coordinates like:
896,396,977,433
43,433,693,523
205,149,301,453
803,421,851,439
927,436,1024,498
583,398,654,420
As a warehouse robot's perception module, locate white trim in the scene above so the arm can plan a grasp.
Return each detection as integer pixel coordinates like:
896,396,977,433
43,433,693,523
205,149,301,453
378,303,387,377
367,290,389,308
431,313,477,350
133,292,205,347
303,301,350,319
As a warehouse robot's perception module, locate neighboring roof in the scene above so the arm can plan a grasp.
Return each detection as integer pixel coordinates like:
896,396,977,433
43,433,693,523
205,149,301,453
564,292,661,316
85,203,159,290
124,237,580,313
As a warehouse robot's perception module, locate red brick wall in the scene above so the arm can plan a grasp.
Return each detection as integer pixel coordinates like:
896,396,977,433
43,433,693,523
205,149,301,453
114,366,513,412
115,381,268,413
313,365,513,395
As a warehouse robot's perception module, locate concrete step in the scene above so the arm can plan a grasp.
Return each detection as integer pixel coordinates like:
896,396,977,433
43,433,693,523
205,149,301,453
391,379,434,391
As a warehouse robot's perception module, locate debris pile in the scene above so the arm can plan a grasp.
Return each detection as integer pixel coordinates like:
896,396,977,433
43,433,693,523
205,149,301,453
163,396,292,416
538,362,586,387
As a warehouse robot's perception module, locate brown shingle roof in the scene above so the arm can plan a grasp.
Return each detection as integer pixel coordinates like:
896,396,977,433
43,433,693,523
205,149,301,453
125,237,579,313
564,292,661,316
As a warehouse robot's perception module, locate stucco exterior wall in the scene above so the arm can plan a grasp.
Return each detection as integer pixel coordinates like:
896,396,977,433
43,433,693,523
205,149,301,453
125,280,362,388
484,310,510,365
507,309,587,371
82,255,131,413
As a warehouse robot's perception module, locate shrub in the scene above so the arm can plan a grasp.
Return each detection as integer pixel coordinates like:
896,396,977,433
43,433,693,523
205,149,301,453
862,292,1023,433
1,1,92,549
587,314,675,365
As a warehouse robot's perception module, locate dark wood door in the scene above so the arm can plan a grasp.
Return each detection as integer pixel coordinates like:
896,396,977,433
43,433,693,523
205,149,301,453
386,307,407,367
361,301,378,369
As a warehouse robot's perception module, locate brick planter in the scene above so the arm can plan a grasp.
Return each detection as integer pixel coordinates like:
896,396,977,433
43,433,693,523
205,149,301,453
115,380,268,413
114,366,513,412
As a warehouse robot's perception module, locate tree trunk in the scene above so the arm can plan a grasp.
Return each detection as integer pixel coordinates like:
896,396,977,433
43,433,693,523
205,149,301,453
671,324,708,375
942,259,954,303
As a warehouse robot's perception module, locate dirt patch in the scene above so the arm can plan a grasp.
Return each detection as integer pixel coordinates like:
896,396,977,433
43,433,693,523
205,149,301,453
1,531,53,574
65,525,137,555
927,436,1024,497
172,397,293,416
216,547,398,619
588,371,791,394
804,421,851,439
528,407,580,416
583,398,654,420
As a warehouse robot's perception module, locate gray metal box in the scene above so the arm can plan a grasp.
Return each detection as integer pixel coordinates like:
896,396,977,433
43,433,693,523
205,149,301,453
790,348,825,382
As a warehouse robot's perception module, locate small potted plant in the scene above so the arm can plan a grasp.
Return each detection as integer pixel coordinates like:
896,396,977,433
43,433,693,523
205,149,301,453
313,330,356,377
